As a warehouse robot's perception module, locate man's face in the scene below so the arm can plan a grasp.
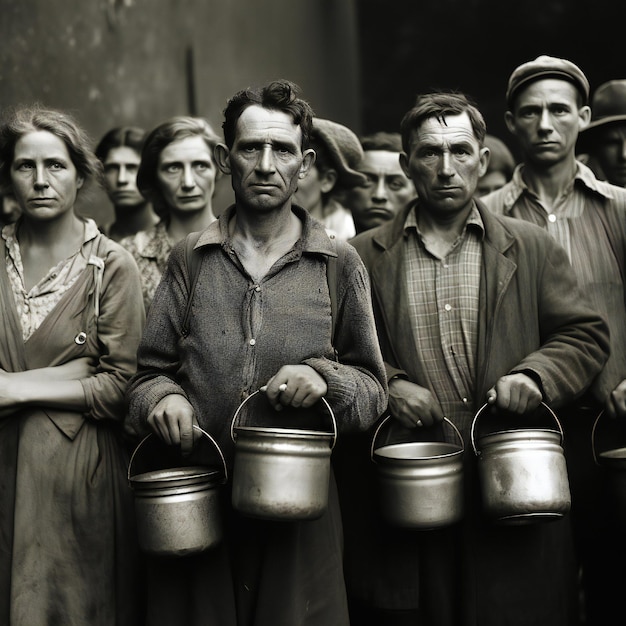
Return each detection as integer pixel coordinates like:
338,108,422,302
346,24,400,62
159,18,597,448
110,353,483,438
103,146,144,209
220,105,314,213
348,150,415,232
505,79,590,168
399,112,488,218
591,123,626,187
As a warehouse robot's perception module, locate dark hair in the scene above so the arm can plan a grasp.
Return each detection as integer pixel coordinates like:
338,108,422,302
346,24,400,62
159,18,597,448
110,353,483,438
137,116,221,215
222,79,314,150
400,92,487,154
0,105,102,193
360,131,403,153
95,126,147,162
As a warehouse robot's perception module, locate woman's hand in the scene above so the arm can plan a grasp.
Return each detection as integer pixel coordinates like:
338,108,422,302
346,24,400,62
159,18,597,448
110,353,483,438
388,378,444,428
147,394,199,456
0,368,22,413
263,365,328,411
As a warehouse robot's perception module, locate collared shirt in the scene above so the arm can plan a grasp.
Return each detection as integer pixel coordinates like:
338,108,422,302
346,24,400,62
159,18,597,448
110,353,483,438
404,202,484,429
483,161,626,401
3,218,101,341
120,220,173,311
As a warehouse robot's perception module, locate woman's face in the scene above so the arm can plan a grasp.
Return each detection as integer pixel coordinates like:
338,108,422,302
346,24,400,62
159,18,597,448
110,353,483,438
156,135,217,214
10,130,83,221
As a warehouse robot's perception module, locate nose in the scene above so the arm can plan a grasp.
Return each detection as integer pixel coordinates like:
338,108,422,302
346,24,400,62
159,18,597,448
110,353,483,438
256,145,276,174
372,177,388,203
117,164,129,186
538,107,553,132
439,152,454,178
181,164,196,190
34,164,49,190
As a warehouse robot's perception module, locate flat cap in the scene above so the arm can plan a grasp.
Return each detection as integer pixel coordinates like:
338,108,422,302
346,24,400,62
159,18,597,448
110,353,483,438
311,118,367,188
506,55,590,107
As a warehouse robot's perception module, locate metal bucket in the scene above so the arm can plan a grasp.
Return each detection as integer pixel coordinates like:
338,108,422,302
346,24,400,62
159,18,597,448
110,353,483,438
472,402,571,524
592,410,626,522
372,415,464,529
128,425,227,556
230,390,337,521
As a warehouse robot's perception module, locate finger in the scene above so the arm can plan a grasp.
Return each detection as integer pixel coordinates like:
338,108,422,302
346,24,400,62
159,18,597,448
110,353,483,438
179,419,195,457
486,387,497,404
149,414,173,446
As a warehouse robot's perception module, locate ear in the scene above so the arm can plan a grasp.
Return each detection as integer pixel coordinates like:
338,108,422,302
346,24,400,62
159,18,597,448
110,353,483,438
504,111,516,135
76,175,84,190
319,168,338,194
578,105,592,131
399,152,411,179
478,146,490,178
298,148,316,179
214,143,231,175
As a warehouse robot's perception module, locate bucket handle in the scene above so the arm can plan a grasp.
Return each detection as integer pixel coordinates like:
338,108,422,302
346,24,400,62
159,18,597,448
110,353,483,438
370,414,464,461
128,425,228,484
230,389,337,449
590,409,621,466
470,401,563,456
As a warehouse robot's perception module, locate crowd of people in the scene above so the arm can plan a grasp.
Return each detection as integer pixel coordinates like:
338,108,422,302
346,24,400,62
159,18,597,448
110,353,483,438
0,54,625,626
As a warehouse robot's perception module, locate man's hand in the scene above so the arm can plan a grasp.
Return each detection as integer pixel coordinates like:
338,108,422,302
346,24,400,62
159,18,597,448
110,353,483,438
606,379,626,419
263,365,328,410
147,394,198,456
486,373,542,413
388,378,444,428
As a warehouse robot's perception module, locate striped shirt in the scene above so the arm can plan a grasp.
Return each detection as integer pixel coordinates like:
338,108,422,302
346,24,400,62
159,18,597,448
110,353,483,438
404,203,484,432
482,162,626,402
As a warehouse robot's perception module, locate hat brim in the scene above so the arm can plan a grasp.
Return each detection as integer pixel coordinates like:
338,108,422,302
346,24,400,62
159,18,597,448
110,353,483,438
581,114,626,133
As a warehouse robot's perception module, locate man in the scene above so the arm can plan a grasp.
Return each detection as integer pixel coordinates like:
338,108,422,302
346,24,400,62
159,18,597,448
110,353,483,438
346,131,415,233
95,126,159,241
294,117,365,240
350,92,608,626
577,79,626,187
482,56,626,626
126,79,387,626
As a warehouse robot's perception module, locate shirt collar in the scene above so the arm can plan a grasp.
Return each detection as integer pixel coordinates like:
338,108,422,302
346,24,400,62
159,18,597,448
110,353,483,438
403,199,485,240
501,160,615,213
195,204,338,258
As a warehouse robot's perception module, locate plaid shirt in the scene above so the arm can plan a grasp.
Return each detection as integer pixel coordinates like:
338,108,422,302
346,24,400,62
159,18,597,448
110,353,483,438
404,203,484,428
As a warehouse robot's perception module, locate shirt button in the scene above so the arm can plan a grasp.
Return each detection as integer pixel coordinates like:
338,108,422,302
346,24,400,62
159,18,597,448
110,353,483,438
249,339,256,346
462,397,468,404
444,303,452,311
548,214,557,223
255,285,261,292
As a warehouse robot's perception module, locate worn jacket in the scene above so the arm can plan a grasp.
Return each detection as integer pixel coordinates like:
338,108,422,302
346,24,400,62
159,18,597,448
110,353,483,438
351,198,610,413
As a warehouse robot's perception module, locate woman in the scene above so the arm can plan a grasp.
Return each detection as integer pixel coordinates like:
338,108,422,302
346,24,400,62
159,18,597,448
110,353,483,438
0,106,145,625
95,126,159,241
294,117,365,240
120,116,221,310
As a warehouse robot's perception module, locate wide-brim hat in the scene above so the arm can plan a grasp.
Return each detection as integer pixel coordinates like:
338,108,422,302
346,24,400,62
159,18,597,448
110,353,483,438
311,118,367,188
506,55,589,108
582,80,626,133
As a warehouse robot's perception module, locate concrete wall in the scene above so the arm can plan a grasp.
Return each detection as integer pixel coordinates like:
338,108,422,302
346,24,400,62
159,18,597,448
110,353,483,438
1,0,361,223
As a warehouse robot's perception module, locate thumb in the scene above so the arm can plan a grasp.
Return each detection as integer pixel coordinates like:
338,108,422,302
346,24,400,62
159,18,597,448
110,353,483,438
486,387,497,404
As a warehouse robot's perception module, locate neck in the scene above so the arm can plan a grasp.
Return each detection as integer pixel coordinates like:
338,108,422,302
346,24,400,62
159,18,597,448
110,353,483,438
111,203,158,238
18,210,85,267
521,155,578,206
167,205,216,243
231,200,297,246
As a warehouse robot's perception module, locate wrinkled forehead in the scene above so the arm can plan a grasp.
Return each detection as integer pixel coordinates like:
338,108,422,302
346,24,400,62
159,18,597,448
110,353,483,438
234,105,302,148
360,150,404,173
411,113,480,148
